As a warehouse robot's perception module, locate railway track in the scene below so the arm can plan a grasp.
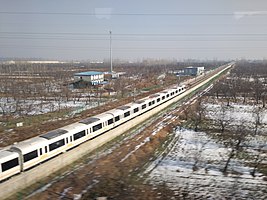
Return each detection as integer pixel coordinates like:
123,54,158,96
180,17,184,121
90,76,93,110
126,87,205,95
0,63,233,200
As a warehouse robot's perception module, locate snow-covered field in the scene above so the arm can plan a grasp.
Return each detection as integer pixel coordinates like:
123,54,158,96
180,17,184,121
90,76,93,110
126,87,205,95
0,97,106,116
145,103,267,199
205,103,267,128
146,129,267,199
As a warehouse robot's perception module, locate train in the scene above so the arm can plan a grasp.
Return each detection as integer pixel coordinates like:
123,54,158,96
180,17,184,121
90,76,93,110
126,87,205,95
0,84,186,182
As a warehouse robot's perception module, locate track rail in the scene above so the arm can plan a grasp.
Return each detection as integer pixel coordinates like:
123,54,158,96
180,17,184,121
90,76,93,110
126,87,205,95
0,63,233,200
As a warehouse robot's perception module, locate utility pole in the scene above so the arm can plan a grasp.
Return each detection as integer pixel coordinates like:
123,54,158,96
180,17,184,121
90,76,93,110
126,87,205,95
109,30,113,73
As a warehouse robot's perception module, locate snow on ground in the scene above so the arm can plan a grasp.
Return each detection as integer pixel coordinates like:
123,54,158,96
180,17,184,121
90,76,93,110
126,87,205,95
0,97,106,116
145,128,267,199
205,103,267,127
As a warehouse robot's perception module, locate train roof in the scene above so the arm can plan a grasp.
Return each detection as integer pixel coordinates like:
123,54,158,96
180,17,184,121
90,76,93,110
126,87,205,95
94,113,114,121
149,94,160,98
61,122,88,133
0,150,19,161
116,106,131,111
126,102,141,109
40,129,68,140
0,150,17,158
134,100,145,104
105,108,124,116
11,137,48,153
161,90,169,93
79,117,100,125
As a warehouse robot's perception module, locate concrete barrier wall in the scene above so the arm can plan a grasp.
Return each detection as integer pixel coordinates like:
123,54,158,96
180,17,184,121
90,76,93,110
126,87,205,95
0,65,230,199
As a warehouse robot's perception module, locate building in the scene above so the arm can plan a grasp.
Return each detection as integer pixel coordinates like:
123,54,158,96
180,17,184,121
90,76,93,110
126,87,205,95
111,71,126,79
74,71,104,85
183,66,205,76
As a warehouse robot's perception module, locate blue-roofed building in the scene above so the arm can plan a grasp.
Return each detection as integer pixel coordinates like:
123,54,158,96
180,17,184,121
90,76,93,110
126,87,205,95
74,71,104,85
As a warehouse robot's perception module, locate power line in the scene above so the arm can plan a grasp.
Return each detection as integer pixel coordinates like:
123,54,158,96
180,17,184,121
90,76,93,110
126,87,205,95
1,11,267,17
0,11,262,16
1,44,267,50
1,31,267,36
1,36,267,42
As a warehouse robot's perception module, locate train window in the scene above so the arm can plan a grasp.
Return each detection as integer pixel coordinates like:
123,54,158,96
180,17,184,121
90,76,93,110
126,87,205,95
167,94,169,98
157,98,160,102
142,104,146,109
1,158,19,172
108,118,114,125
39,148,42,155
49,139,65,151
152,100,155,104
179,89,181,92
70,136,73,142
134,108,139,113
66,138,68,144
176,90,178,93
124,111,130,117
23,150,38,162
149,102,152,106
162,96,165,100
45,146,48,153
115,116,120,122
93,123,102,132
74,130,86,140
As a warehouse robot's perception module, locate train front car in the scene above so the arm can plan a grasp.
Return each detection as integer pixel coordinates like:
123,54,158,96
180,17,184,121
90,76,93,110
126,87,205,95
0,150,21,181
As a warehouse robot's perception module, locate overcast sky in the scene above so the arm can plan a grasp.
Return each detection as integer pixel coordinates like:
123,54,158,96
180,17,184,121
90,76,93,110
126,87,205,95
1,0,267,61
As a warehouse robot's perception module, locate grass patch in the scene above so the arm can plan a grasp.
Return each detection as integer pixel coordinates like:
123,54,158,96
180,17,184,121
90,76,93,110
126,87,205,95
0,108,71,131
142,85,161,92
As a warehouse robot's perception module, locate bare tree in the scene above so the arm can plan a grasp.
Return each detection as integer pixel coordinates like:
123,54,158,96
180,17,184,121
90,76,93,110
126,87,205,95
254,77,264,104
188,98,207,132
192,140,209,171
252,106,264,135
216,103,233,133
222,124,248,174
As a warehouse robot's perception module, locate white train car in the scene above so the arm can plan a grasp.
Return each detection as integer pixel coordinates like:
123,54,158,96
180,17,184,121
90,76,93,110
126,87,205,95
11,137,48,171
79,113,115,139
60,122,89,149
0,82,188,181
115,104,139,123
39,129,77,161
0,150,20,181
105,109,125,127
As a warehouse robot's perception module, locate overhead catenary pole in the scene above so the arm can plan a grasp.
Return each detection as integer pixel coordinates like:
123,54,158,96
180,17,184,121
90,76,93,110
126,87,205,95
109,30,113,73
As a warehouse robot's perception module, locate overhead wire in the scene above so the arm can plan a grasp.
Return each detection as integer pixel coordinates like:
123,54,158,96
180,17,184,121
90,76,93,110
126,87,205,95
1,11,267,16
1,11,267,55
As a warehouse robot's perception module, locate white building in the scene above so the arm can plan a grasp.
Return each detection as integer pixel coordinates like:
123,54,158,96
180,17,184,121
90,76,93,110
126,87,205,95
74,71,104,85
184,66,205,76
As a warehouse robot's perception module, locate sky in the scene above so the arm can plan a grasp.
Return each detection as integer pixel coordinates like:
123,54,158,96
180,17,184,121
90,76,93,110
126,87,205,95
1,0,267,61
